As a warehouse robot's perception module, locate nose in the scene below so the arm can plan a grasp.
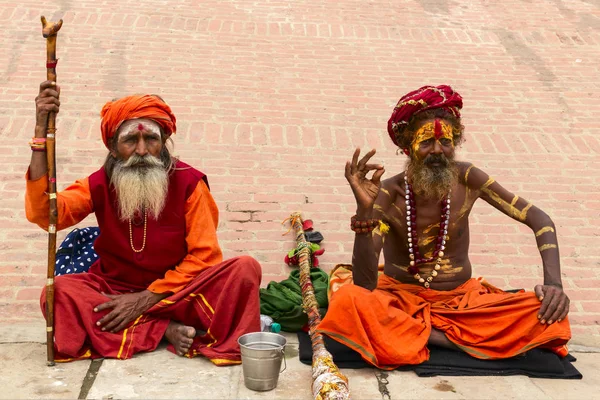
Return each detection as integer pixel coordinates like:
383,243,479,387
135,137,148,156
432,140,443,154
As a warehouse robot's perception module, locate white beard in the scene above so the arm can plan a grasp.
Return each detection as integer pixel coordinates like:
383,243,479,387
110,154,169,221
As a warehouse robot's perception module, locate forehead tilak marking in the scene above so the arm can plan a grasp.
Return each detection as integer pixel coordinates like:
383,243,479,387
118,119,161,138
434,119,442,139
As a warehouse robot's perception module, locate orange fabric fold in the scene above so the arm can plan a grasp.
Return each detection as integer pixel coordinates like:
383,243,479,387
317,274,571,370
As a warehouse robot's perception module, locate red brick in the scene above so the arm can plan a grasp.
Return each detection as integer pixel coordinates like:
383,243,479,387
16,288,41,301
0,1,598,335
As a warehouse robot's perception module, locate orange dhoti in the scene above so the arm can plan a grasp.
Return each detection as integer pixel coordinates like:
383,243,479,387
317,274,571,370
41,256,261,365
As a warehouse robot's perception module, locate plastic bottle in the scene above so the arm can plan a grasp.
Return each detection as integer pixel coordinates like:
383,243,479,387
260,314,281,333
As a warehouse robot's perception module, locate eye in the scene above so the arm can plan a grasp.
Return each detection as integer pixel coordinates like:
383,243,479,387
419,139,434,147
440,138,452,146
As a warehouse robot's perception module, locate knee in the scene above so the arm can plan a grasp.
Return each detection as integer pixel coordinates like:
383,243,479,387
40,275,71,311
232,255,262,285
330,284,365,303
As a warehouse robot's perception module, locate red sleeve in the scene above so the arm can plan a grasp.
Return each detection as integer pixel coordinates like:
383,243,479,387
147,179,223,294
25,169,93,231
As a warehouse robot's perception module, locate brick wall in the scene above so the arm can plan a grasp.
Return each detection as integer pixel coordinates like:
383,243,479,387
1,0,599,342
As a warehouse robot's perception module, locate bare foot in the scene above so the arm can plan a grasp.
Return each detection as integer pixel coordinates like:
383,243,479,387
165,321,196,356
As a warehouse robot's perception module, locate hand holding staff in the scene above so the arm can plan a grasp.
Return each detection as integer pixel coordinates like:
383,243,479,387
40,15,62,367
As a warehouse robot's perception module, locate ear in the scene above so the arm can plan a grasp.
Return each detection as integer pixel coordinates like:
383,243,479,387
110,150,118,158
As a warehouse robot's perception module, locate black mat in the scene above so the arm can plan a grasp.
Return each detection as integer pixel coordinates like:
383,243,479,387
298,332,582,379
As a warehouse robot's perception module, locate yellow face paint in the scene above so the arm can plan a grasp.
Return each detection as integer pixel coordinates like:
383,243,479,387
411,119,454,152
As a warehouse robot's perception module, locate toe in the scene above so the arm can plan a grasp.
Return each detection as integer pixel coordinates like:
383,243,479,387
185,327,196,338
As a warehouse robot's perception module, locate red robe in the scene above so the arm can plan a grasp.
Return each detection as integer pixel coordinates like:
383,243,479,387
28,161,261,364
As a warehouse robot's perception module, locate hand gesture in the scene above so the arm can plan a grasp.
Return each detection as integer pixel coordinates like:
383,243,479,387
94,290,163,333
534,284,570,325
35,80,60,130
345,148,385,217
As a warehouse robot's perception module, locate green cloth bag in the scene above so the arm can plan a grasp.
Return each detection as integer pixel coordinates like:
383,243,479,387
259,268,329,332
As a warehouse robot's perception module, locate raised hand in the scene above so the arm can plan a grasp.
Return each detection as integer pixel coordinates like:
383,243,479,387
345,148,385,218
35,80,60,131
534,284,570,325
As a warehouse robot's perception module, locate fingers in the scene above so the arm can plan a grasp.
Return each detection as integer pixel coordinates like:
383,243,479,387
105,315,128,333
38,82,60,102
537,287,550,322
539,287,561,323
547,297,568,325
38,87,60,99
38,101,60,115
36,85,61,119
350,148,360,175
534,285,544,302
357,149,376,171
94,300,115,312
96,308,118,329
104,316,126,333
344,161,352,181
558,298,570,322
39,80,57,92
372,167,386,186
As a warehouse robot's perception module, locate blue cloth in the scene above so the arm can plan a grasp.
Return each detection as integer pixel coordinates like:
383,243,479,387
55,227,100,276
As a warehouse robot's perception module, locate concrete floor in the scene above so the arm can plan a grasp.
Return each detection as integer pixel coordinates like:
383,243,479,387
1,323,598,399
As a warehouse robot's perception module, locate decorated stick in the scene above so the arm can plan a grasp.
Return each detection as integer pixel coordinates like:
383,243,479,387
41,15,63,367
286,212,350,400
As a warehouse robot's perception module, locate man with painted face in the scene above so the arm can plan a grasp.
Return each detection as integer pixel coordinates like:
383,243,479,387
25,81,261,365
317,85,572,369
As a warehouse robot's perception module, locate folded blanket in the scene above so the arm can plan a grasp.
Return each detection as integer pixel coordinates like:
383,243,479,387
297,331,582,379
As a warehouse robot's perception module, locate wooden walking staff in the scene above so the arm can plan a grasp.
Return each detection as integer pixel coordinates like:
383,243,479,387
41,15,63,367
285,212,350,400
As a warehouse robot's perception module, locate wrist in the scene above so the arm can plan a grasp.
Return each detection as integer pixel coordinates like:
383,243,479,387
143,290,168,305
355,208,374,219
34,125,47,138
544,282,563,289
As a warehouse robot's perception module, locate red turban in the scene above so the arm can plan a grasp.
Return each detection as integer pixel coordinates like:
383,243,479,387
100,95,177,149
387,85,462,146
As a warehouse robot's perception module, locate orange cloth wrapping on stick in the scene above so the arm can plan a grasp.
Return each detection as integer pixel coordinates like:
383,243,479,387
318,273,571,370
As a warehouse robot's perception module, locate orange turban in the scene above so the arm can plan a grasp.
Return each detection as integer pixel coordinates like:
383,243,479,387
100,95,177,149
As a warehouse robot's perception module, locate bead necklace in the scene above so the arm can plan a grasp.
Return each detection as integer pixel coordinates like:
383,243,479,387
128,211,147,253
404,174,450,288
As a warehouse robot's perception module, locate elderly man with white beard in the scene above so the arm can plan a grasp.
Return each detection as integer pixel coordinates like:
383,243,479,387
25,81,262,365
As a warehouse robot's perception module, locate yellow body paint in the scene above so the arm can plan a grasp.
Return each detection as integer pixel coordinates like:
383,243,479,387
480,179,532,222
423,223,441,234
464,164,475,184
535,226,555,237
390,263,409,273
538,244,557,252
380,209,403,227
